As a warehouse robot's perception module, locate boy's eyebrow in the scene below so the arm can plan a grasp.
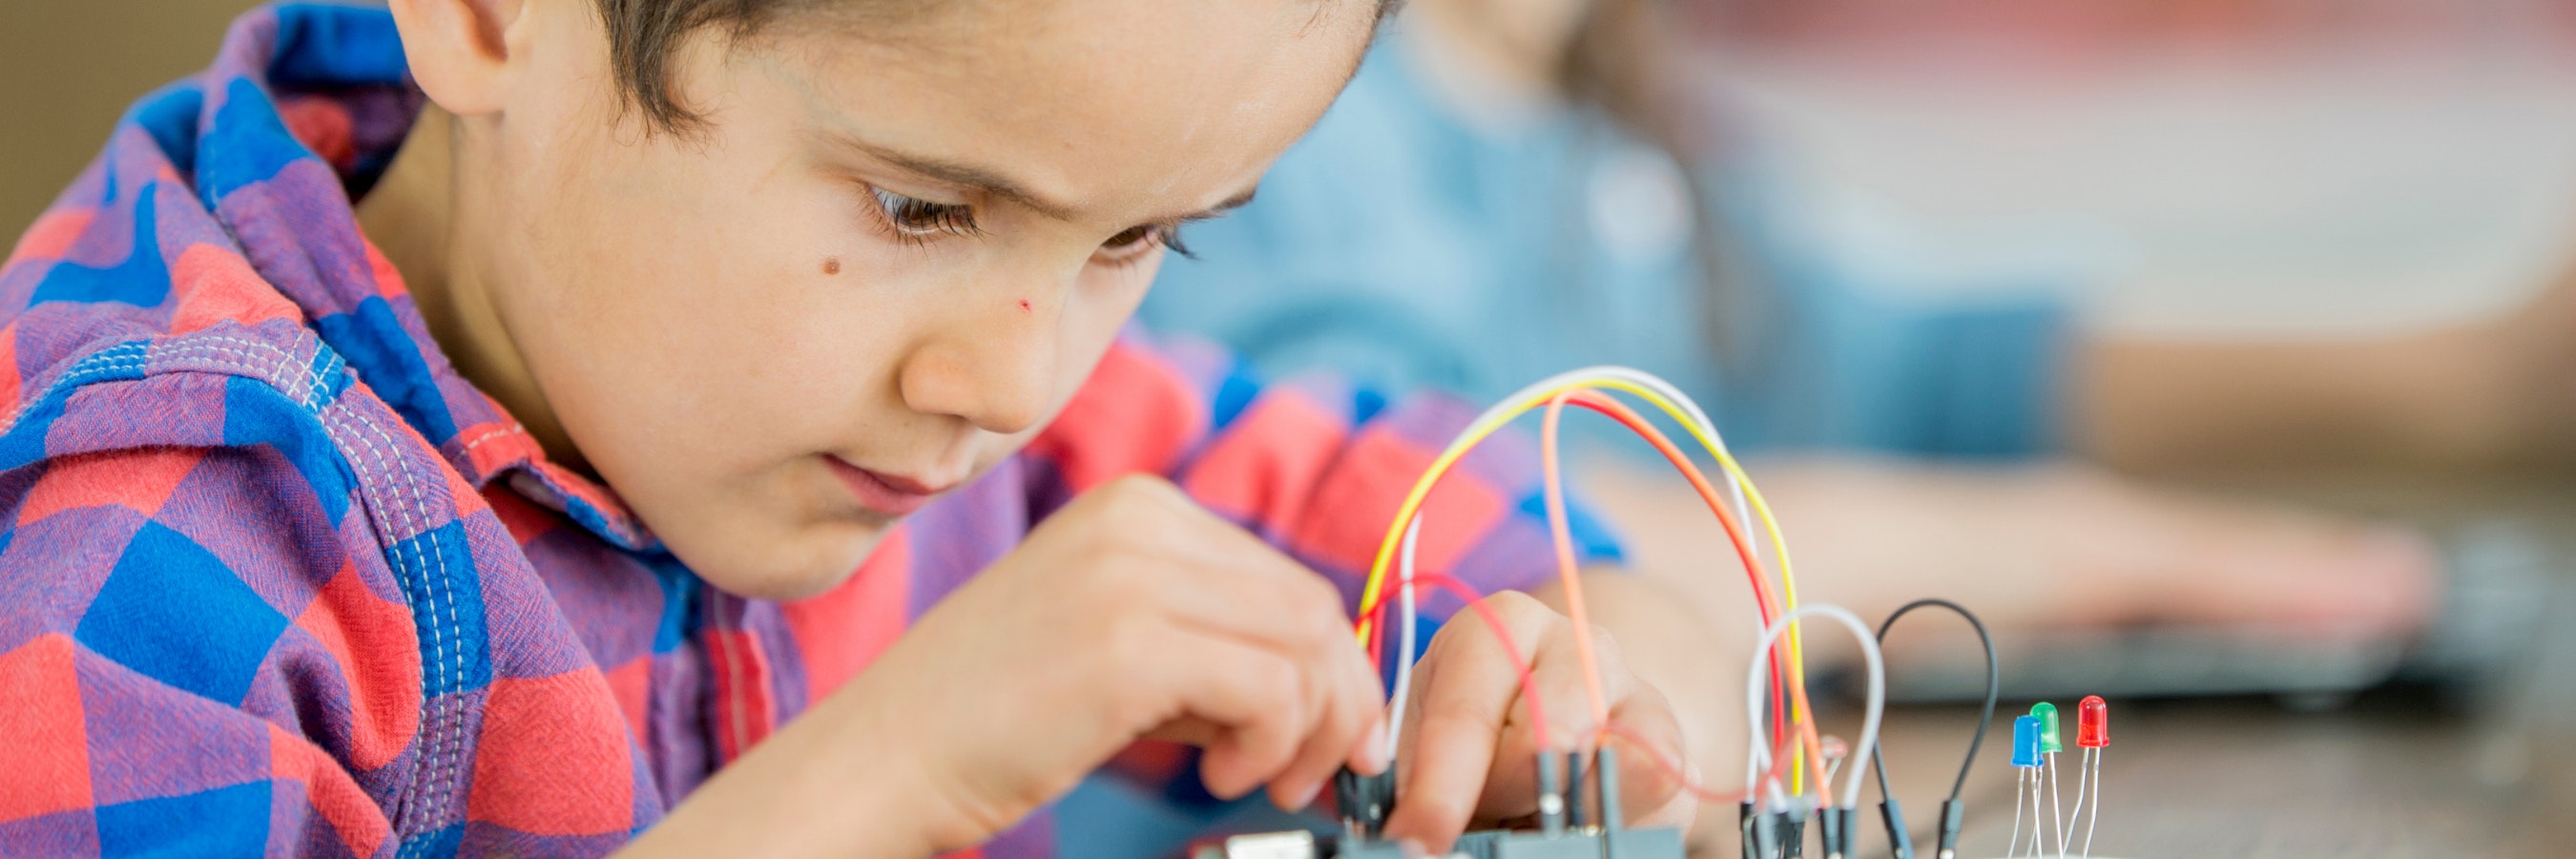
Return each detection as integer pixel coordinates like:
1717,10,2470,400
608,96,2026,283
827,132,1258,223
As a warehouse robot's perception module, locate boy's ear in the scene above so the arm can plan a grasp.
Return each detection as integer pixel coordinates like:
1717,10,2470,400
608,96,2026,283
388,0,531,116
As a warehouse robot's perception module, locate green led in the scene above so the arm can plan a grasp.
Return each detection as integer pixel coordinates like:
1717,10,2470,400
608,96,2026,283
2031,702,2064,754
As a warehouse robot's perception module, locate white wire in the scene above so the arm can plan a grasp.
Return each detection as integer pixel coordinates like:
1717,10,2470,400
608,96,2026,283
2048,753,2067,859
2029,773,2047,857
2070,747,2091,850
2006,768,2027,859
1384,516,1423,763
1740,604,1884,811
1444,366,1753,540
2064,749,2090,859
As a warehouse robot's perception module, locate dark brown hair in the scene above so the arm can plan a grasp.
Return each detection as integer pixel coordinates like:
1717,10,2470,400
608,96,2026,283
592,0,1404,135
592,0,781,133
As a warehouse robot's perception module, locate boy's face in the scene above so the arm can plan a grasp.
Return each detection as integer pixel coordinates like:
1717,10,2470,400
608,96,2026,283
430,0,1371,598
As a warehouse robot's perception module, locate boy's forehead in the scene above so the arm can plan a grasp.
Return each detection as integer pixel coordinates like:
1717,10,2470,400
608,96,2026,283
767,0,1374,220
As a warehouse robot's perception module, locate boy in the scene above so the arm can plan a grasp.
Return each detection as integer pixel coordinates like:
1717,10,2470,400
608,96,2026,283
0,0,1702,855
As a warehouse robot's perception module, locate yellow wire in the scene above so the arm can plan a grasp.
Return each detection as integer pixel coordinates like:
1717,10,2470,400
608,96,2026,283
1353,377,1817,794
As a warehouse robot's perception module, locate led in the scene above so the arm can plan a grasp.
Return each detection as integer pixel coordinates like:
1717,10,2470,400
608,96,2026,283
2030,702,2063,754
2077,695,2109,749
2010,715,2041,768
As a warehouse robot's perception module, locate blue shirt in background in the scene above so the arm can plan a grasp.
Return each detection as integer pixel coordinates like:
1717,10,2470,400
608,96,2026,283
1141,31,2075,460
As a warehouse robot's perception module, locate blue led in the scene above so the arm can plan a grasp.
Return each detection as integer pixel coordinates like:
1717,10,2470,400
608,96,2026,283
2011,715,2042,767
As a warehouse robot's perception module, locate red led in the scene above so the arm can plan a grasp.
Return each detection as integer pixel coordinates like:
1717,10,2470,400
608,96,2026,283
2076,695,2109,748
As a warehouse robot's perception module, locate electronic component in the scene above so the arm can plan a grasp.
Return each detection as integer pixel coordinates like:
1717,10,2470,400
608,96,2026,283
1867,599,1999,859
1334,767,1395,842
1307,368,2112,859
2076,696,2108,749
2070,696,2109,857
1195,750,1685,859
2030,702,2062,754
2030,702,2068,858
2006,716,2040,859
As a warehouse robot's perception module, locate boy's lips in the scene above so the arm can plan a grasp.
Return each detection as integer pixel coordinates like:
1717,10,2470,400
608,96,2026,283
824,456,955,517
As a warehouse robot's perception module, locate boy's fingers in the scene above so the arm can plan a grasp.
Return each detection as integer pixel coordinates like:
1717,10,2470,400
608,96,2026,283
1158,518,1364,651
1267,635,1384,810
1473,606,1587,815
1381,599,1551,849
1149,630,1311,801
1159,566,1381,808
1103,492,1386,812
1604,687,1689,825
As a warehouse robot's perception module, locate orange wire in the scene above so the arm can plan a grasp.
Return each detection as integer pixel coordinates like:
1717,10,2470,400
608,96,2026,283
1539,388,1829,797
1378,390,1793,737
1548,391,1786,725
1539,389,1613,731
1370,385,1831,800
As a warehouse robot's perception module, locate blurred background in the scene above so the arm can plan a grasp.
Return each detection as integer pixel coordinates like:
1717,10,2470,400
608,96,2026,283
17,0,2576,855
1689,0,2576,335
0,0,266,239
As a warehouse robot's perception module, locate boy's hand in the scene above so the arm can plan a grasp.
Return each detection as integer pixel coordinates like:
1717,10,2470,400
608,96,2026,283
846,474,1388,850
1381,589,1693,849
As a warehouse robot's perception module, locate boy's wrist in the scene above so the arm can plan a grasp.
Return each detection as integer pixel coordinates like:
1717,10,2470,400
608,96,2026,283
626,676,952,859
799,654,1020,856
789,673,957,857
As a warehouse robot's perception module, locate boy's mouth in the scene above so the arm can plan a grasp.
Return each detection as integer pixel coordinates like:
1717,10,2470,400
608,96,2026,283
824,455,955,517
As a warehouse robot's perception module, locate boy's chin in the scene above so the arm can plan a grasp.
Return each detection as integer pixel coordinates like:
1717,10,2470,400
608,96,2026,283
688,526,892,602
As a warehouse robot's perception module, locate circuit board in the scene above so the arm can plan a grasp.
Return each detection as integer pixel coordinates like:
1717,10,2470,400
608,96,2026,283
1192,753,1686,859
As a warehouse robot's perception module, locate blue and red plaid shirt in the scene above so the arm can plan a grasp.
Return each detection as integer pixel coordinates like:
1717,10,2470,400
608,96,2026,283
0,4,1616,857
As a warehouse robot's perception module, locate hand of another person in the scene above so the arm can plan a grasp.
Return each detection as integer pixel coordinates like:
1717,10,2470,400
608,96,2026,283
1589,456,2438,639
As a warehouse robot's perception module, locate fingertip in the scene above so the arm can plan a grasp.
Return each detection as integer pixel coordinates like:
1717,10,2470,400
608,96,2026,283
1379,790,1468,853
1199,746,1256,802
1354,719,1391,776
1271,775,1326,812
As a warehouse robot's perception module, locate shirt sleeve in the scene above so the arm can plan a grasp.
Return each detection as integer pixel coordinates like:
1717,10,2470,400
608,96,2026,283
1025,326,1624,615
0,445,401,858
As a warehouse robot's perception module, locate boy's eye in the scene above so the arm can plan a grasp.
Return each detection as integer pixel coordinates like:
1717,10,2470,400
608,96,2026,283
1099,223,1194,261
870,187,979,240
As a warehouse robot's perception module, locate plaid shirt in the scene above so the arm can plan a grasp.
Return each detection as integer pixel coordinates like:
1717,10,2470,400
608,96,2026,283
0,4,1616,857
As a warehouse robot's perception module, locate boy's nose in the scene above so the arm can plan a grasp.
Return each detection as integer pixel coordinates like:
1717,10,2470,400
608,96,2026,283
899,296,1060,436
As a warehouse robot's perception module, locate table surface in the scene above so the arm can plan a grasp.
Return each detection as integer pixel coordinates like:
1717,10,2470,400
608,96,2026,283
1836,694,2570,859
1760,478,2576,859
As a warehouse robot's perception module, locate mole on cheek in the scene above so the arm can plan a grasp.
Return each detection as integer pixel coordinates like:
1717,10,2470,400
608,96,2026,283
822,257,841,275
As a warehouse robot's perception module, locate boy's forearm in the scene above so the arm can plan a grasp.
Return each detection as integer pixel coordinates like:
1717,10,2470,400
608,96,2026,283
620,676,941,859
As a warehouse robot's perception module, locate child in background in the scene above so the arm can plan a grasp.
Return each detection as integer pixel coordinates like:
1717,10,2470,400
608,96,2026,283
0,0,1708,855
1142,0,2457,683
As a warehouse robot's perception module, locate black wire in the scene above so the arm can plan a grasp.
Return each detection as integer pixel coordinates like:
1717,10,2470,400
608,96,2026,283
1867,598,1999,804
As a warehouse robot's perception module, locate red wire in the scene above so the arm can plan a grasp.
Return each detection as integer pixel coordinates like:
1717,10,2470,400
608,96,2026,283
1593,723,1797,807
1405,573,1550,753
